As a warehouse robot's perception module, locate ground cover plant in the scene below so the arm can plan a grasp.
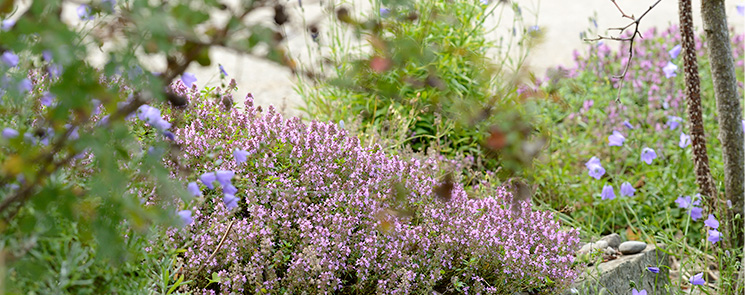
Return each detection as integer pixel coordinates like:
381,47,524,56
159,84,579,294
524,23,745,293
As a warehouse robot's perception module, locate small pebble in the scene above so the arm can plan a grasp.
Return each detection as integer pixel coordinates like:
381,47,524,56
578,240,608,255
619,241,647,255
600,233,622,249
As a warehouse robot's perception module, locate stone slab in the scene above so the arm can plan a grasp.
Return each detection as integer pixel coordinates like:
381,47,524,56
564,244,670,295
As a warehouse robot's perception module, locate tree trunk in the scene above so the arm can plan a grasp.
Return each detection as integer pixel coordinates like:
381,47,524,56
701,0,744,250
678,0,717,202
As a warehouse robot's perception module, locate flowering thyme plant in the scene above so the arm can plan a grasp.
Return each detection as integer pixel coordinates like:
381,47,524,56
162,87,580,294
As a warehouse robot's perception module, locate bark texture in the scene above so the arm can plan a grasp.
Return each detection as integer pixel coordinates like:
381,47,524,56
678,0,716,200
702,0,744,249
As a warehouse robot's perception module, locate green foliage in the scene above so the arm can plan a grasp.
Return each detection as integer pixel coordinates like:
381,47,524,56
0,0,294,293
526,25,745,293
299,0,537,170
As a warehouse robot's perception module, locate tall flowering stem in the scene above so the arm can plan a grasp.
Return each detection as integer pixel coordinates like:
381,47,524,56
678,0,717,202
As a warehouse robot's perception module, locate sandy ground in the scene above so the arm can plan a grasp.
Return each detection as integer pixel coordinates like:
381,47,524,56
60,0,744,118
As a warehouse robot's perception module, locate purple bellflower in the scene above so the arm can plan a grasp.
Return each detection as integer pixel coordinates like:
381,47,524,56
187,182,202,197
215,170,234,187
223,194,239,210
623,120,635,129
704,214,719,229
585,156,605,179
234,148,249,164
679,133,691,148
669,44,682,59
608,130,625,146
641,147,656,164
667,116,682,130
178,210,193,226
620,182,635,197
708,230,721,244
601,184,615,200
2,127,19,139
78,4,94,20
2,51,19,67
662,61,678,78
690,272,705,286
182,72,197,88
200,172,217,189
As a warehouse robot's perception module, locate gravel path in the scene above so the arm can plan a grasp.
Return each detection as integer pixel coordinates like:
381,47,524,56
182,0,744,118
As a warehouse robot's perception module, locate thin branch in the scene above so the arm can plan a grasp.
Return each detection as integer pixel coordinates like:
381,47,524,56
610,0,635,20
583,0,663,100
193,220,235,276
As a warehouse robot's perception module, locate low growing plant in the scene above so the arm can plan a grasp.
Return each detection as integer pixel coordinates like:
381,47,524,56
159,86,580,294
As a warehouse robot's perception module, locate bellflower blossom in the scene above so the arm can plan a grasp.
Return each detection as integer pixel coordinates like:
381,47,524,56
679,132,691,148
41,92,56,106
623,120,635,129
632,289,647,295
738,4,745,16
690,207,704,221
675,195,700,209
215,170,234,187
18,79,32,92
669,44,681,59
620,182,635,197
601,184,615,200
647,266,660,274
137,105,172,132
585,156,605,179
223,194,238,210
662,61,678,78
223,184,238,195
200,172,217,189
608,131,625,146
641,147,656,164
704,214,719,229
178,210,193,226
234,148,249,164
690,272,705,285
667,116,682,130
187,182,202,197
676,195,705,220
1,19,13,31
182,72,197,88
708,230,721,244
2,127,19,139
78,4,94,20
219,64,228,76
1,51,19,67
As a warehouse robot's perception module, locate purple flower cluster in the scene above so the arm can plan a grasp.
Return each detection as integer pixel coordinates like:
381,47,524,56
165,91,580,293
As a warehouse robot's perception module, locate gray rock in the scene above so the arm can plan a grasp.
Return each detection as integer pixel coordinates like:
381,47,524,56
604,247,617,256
600,233,622,249
578,240,609,255
619,241,647,255
562,244,669,294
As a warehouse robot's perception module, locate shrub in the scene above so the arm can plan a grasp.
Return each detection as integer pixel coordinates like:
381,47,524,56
298,0,537,170
163,87,579,294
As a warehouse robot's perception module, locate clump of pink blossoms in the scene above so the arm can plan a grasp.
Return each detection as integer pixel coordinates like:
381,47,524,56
164,85,580,294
